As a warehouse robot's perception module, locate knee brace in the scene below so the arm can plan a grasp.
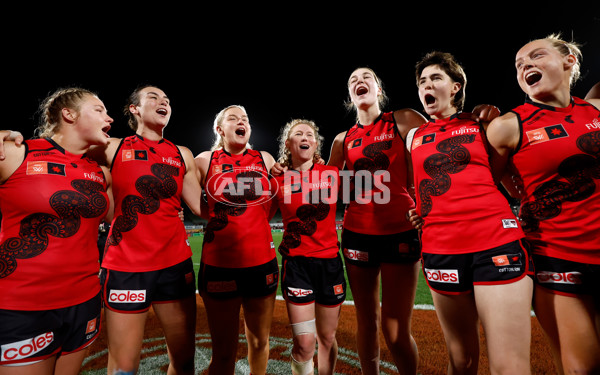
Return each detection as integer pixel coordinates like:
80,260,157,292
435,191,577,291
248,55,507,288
291,354,314,375
291,318,316,338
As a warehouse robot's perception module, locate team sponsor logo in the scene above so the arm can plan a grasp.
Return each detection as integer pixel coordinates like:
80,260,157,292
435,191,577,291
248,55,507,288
287,287,313,298
26,161,66,176
492,253,522,272
451,126,479,136
266,272,278,285
162,156,181,168
281,182,302,196
85,318,99,340
536,271,582,284
347,138,362,149
502,219,518,228
84,171,104,183
374,133,394,142
1,332,54,361
122,149,148,161
411,133,436,150
108,289,147,303
333,284,344,295
213,164,234,174
526,124,568,145
31,151,53,158
344,248,369,262
85,319,98,335
424,268,459,284
585,117,600,130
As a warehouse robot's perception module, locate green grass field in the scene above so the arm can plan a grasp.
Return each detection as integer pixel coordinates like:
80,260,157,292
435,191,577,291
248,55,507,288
188,231,434,306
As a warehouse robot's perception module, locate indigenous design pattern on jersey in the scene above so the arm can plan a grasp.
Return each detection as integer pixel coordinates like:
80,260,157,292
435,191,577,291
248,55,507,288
509,97,600,263
0,138,108,310
417,133,475,217
106,163,180,247
343,112,415,235
204,155,270,244
202,149,275,268
520,126,599,231
273,164,339,258
0,180,106,278
102,135,191,272
279,188,330,256
411,114,523,254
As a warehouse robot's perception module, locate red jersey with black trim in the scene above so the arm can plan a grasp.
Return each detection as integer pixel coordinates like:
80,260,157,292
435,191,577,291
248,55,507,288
343,112,415,235
272,164,340,259
410,114,523,254
509,97,600,264
0,138,108,310
102,135,191,272
202,148,275,268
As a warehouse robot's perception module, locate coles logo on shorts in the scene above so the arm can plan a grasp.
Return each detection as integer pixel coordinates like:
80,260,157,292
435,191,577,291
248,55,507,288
1,332,54,362
344,248,368,262
287,287,313,298
109,289,147,303
424,268,459,284
536,271,582,285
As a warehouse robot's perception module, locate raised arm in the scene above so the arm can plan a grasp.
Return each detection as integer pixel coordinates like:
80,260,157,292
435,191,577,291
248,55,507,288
327,131,347,169
195,151,212,220
86,137,122,167
261,151,277,172
393,108,427,139
101,165,115,223
0,141,26,184
179,145,202,217
0,131,24,160
585,82,600,100
485,113,522,197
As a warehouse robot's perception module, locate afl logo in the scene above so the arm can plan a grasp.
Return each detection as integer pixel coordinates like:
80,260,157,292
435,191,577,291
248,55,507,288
206,167,278,208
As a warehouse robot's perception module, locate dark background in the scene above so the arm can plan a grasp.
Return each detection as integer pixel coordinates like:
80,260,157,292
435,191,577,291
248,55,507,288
4,10,599,163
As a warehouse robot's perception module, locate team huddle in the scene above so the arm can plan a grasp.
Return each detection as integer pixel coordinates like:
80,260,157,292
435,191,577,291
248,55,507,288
0,33,599,375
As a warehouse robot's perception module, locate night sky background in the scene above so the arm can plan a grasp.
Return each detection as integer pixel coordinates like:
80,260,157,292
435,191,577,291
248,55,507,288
4,9,599,163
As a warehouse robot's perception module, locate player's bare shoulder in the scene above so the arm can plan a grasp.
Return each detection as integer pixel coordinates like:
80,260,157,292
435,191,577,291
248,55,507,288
486,112,520,151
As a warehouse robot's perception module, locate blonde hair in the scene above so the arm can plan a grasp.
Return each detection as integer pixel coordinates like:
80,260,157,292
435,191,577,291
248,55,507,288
210,105,252,151
277,119,323,168
544,33,583,88
35,87,96,138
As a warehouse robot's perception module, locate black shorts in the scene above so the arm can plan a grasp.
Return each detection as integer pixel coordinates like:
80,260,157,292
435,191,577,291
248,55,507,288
0,292,101,366
341,228,420,267
422,240,529,295
533,254,600,298
101,258,196,313
198,257,279,300
281,254,346,307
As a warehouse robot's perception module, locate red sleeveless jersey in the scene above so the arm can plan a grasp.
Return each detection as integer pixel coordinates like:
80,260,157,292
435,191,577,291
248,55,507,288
410,114,523,254
509,97,600,264
202,149,275,268
0,138,108,310
272,164,340,259
102,135,192,272
343,112,415,235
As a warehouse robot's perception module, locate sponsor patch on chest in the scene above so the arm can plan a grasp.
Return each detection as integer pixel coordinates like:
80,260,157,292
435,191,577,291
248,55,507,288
525,124,568,146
